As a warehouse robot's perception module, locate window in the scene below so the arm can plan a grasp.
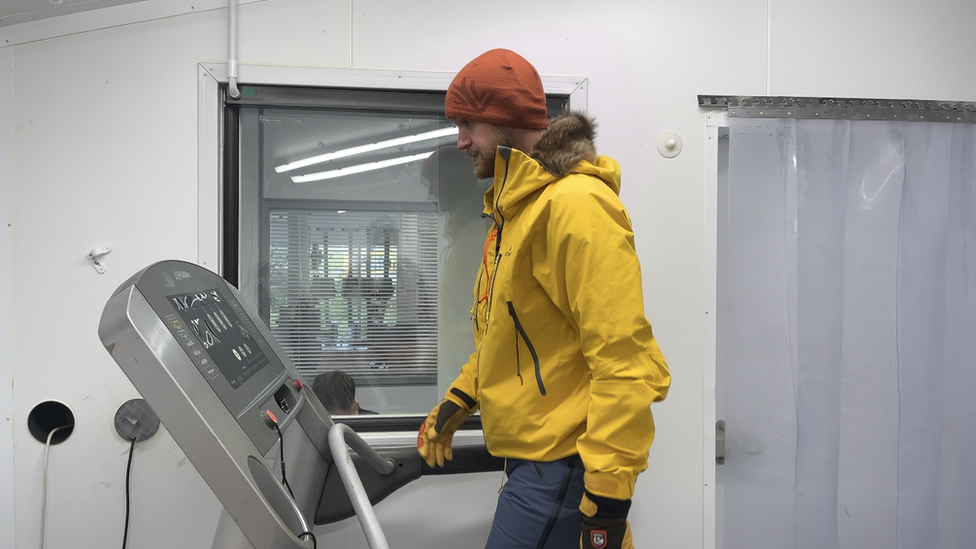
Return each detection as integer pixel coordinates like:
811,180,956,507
217,77,574,416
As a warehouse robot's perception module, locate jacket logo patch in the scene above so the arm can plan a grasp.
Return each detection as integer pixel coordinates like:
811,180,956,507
451,77,495,114
590,530,607,549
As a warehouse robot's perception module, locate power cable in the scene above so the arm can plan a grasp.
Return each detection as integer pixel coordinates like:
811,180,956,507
273,423,295,499
122,437,136,549
272,421,316,548
39,424,73,549
299,531,317,548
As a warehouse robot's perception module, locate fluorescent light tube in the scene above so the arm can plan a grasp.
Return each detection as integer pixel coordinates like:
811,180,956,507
292,152,434,183
276,127,458,173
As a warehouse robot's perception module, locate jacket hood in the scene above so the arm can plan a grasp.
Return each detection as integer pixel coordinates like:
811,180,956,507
485,112,621,218
531,111,598,178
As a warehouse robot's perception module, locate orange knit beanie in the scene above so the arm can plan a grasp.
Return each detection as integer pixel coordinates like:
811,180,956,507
445,49,549,130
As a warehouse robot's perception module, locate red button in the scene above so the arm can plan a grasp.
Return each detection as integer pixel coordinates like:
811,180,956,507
292,379,303,390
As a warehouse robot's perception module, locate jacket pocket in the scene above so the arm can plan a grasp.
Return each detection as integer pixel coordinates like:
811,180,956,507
507,302,546,396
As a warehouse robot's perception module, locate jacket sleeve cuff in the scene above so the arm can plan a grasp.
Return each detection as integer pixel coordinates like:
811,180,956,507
583,471,636,501
446,387,478,413
583,490,632,520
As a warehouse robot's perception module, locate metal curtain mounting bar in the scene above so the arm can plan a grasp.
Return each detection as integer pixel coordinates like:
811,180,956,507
697,95,976,123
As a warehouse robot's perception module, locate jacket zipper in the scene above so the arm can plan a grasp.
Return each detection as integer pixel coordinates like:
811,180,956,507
507,302,546,395
484,251,501,334
483,148,511,336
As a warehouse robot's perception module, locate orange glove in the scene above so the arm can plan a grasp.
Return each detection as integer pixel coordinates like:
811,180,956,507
580,491,634,549
417,395,470,467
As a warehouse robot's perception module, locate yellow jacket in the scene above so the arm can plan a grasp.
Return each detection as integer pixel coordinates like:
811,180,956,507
445,113,671,501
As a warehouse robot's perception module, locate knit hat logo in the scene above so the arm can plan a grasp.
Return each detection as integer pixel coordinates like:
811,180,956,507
445,49,549,130
450,77,496,115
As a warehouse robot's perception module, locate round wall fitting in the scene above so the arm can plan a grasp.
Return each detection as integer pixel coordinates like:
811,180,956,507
114,398,160,442
656,131,683,158
27,401,75,444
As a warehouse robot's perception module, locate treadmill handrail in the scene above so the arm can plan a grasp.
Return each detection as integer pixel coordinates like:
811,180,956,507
328,423,395,549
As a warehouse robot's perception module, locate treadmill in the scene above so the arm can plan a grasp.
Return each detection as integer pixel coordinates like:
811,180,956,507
97,259,470,549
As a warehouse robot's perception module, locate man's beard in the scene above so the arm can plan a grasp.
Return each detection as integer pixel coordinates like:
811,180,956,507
471,125,515,179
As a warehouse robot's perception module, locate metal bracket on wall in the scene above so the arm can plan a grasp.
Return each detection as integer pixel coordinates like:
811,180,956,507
697,95,976,123
87,246,112,274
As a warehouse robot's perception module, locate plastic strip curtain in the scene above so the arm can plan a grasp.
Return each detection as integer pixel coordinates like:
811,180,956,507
718,116,976,549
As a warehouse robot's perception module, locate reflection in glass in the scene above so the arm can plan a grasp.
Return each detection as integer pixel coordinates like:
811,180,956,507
238,103,484,415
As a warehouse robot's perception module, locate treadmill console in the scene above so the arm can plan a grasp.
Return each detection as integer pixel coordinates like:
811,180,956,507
99,260,333,549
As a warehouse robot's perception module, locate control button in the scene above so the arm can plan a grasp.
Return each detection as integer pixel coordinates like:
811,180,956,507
261,410,278,428
292,379,303,390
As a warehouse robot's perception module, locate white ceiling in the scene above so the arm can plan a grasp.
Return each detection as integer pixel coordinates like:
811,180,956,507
0,0,149,28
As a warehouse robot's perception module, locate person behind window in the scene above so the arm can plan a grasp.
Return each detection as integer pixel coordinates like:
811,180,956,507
312,370,376,415
416,49,671,549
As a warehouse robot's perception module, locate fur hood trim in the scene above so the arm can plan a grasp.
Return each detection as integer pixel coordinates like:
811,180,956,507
530,112,597,178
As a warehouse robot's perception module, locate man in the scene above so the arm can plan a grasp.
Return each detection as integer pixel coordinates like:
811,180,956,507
312,370,376,415
416,49,671,549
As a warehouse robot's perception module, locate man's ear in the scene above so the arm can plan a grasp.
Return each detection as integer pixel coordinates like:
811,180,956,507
351,401,360,415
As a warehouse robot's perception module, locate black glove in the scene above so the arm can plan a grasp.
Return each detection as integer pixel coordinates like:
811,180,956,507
580,491,633,549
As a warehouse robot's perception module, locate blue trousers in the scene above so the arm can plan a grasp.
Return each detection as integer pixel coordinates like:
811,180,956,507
484,455,585,549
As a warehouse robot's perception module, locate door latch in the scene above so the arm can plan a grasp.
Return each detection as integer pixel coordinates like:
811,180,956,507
716,420,726,465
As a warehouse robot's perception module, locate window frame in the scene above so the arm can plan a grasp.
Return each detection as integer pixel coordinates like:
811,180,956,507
196,62,588,417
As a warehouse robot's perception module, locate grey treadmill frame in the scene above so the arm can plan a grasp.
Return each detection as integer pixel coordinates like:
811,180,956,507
98,260,395,549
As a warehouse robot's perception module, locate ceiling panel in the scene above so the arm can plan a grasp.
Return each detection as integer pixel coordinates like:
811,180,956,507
0,0,150,27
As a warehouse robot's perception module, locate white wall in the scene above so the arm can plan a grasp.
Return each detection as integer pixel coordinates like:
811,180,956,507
3,1,976,548
1,46,16,549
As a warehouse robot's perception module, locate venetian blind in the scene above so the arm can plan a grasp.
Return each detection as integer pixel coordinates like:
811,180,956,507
267,208,439,384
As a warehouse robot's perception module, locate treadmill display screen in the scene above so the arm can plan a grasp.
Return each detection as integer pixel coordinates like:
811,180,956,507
167,288,270,389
